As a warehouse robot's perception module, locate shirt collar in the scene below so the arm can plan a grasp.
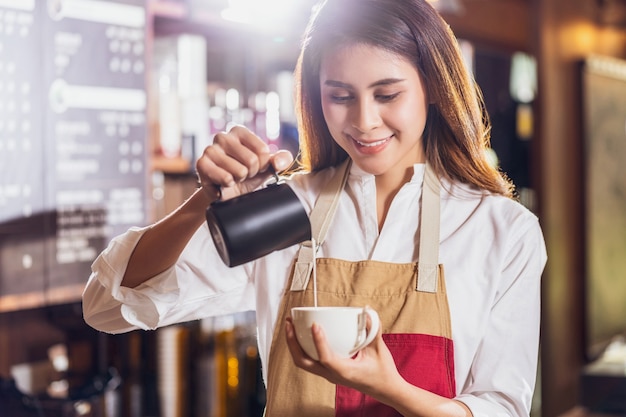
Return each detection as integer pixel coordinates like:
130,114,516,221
348,161,427,185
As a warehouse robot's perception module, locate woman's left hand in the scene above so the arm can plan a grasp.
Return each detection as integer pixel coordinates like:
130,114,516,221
284,316,402,399
285,317,473,417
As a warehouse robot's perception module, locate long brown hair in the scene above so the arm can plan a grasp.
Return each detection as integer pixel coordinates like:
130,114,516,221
293,0,514,197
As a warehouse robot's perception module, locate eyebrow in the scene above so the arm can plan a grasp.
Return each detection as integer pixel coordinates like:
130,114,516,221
323,78,406,89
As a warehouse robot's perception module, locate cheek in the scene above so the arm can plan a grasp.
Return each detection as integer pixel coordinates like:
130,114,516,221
393,96,428,129
320,101,345,132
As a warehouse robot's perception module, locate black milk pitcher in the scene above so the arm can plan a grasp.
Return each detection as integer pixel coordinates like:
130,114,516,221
205,181,311,267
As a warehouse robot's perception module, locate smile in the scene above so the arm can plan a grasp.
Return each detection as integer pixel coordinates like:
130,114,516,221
353,136,392,147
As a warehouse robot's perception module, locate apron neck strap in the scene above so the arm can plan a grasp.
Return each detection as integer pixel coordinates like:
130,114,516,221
290,159,351,291
309,158,352,244
416,164,441,293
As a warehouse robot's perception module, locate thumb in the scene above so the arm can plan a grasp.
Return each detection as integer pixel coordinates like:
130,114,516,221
236,149,295,196
271,150,295,173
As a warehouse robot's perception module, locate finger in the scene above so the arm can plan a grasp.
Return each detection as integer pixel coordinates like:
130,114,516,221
211,137,258,183
214,126,271,179
195,145,238,188
196,137,267,185
366,311,381,336
230,125,272,160
285,318,319,369
311,322,338,365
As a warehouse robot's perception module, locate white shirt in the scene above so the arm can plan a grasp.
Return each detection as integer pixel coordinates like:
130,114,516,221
83,163,547,417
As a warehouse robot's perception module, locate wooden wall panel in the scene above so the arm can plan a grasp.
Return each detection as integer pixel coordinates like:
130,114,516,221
533,0,626,416
441,0,531,52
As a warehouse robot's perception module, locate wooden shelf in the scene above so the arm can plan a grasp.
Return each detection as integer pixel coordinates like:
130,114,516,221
0,292,46,313
152,154,192,174
0,284,87,314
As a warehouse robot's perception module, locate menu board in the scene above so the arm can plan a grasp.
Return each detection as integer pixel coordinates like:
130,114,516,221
0,0,148,311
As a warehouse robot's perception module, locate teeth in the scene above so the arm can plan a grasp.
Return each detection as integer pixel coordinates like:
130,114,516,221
356,138,389,147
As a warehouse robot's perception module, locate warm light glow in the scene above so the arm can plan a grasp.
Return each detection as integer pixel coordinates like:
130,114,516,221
227,356,239,388
510,52,537,103
426,0,463,14
221,0,307,32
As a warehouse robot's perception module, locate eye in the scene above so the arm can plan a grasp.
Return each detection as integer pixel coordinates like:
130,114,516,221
376,92,401,103
330,93,353,103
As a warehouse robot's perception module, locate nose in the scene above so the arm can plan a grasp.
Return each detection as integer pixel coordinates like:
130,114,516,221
350,98,381,133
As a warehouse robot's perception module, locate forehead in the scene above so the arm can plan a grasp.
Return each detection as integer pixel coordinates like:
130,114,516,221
319,43,417,83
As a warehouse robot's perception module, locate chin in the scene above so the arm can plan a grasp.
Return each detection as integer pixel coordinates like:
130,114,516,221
350,158,391,176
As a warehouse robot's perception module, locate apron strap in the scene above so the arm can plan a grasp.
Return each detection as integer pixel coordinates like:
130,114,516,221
291,159,352,291
417,164,441,293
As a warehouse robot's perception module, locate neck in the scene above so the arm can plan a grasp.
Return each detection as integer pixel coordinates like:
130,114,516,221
375,164,416,231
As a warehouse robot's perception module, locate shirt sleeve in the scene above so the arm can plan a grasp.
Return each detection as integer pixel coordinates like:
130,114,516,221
456,215,547,417
82,223,255,334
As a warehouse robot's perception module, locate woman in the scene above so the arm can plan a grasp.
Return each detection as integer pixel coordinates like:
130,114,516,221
83,0,547,416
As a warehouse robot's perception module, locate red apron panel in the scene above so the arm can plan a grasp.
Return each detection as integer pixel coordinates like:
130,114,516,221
335,333,455,417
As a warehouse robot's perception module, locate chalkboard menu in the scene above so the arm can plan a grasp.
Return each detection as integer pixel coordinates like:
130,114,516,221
0,0,148,311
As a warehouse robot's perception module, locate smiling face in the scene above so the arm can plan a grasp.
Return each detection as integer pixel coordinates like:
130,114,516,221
319,43,429,180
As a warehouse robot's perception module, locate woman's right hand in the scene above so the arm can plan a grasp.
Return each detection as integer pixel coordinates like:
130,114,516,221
196,125,294,201
120,126,294,288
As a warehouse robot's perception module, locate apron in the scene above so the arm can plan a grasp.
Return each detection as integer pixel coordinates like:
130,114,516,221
265,160,455,417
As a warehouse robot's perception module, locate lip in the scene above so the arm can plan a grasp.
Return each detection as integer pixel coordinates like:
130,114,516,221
350,135,393,154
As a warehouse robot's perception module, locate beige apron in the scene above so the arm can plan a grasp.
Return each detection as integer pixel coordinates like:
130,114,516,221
265,160,455,417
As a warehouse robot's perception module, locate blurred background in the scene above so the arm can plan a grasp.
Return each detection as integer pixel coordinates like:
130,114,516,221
0,0,625,416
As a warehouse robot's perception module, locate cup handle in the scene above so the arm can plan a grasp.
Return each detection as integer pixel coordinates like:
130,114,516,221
349,307,380,356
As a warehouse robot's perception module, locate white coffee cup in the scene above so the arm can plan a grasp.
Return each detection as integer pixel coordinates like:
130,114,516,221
290,306,380,360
